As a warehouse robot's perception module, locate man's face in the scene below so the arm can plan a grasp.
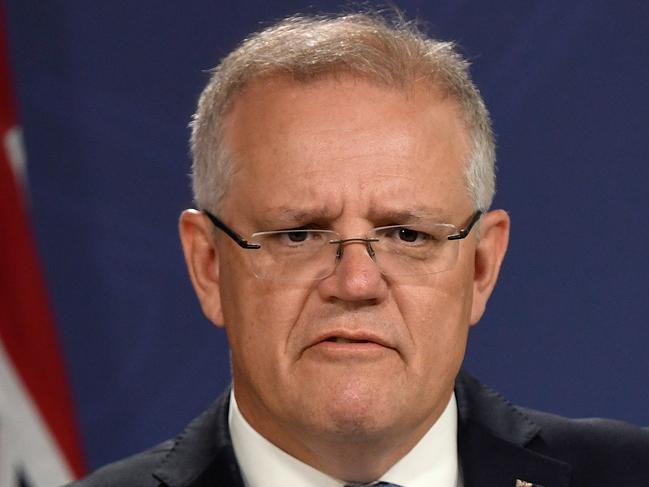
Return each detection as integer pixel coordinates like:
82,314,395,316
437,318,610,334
191,76,502,469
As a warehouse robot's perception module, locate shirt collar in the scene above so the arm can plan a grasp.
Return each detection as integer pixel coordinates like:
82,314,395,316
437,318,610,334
229,391,460,487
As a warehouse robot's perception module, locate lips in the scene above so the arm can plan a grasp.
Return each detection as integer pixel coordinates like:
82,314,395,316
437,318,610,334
325,337,371,344
302,330,396,361
312,331,392,349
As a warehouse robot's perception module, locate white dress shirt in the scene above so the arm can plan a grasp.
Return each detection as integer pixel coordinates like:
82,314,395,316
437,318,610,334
229,391,462,487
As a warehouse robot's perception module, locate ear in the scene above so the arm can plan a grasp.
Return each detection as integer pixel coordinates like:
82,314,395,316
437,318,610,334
179,209,225,327
469,209,510,325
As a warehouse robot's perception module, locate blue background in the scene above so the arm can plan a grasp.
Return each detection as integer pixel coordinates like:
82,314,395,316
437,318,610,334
5,0,648,472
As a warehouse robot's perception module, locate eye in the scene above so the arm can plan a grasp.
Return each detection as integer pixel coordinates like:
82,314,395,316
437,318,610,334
376,225,437,246
286,231,308,242
276,229,324,246
398,228,420,242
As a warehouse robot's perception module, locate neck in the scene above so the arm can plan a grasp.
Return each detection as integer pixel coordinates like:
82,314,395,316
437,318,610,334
232,387,452,483
295,419,440,482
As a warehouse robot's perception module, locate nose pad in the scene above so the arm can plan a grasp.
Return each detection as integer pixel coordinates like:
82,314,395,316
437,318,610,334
334,238,377,261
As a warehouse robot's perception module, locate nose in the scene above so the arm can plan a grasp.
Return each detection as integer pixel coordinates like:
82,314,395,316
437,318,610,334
318,238,387,303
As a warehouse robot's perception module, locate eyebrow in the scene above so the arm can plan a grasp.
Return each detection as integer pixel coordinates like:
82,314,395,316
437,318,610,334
256,206,338,228
256,205,454,229
368,206,452,224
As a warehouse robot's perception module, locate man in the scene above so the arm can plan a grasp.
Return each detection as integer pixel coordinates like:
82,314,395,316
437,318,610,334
68,11,649,487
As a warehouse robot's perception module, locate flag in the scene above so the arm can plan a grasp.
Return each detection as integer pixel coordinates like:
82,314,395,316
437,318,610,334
0,3,85,485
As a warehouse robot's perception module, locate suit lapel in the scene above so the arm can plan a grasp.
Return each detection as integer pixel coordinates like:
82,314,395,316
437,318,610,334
455,371,572,487
152,388,245,487
153,373,574,487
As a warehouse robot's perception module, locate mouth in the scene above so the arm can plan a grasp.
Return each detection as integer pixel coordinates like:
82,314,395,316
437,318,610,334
302,330,396,362
324,337,373,344
310,331,394,352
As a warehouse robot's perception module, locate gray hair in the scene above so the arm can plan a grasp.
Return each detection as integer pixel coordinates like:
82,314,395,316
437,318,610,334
190,12,495,213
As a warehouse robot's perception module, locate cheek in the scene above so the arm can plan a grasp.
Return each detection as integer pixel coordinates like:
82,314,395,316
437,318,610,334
397,269,473,325
395,272,473,369
220,262,314,365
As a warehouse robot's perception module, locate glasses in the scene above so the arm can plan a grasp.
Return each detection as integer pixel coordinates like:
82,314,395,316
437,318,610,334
203,209,482,282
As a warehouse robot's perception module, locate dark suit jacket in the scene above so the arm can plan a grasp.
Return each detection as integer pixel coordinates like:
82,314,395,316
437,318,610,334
67,370,649,486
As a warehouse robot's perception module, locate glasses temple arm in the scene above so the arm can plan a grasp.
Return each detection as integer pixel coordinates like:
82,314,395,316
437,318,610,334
202,210,261,249
447,210,483,240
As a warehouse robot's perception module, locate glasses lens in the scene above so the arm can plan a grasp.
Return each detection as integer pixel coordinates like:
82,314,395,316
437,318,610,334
249,230,338,281
370,223,459,276
248,223,462,281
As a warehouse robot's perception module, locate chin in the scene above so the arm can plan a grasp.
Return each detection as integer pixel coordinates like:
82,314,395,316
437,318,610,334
303,378,404,441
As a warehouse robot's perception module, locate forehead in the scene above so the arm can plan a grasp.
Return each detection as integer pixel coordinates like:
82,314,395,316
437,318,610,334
220,76,471,219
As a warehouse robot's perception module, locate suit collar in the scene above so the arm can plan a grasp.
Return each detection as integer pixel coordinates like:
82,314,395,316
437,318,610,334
456,370,572,487
152,387,244,487
455,370,540,447
153,373,573,487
